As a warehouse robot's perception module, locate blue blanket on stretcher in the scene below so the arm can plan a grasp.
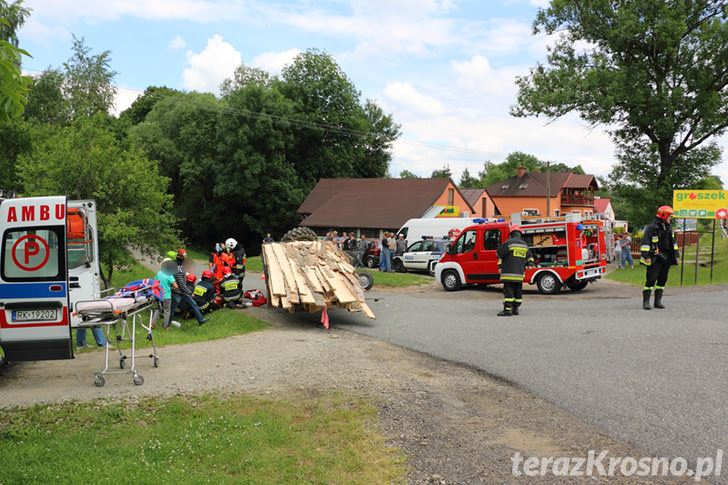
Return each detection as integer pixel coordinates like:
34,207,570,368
111,278,164,302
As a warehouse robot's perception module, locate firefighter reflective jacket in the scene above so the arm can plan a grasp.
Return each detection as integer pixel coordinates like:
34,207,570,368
497,235,534,282
193,278,216,309
640,218,680,266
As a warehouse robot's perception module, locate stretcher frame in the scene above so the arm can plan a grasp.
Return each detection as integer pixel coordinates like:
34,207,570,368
75,291,161,387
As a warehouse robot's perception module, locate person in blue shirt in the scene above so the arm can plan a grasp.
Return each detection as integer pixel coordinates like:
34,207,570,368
155,258,177,329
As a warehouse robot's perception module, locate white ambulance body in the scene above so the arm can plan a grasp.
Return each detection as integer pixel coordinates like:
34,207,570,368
0,196,100,362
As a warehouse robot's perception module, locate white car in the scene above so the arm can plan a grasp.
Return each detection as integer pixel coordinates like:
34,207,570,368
392,239,449,274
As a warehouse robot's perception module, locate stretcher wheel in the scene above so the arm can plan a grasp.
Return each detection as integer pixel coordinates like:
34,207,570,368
119,358,125,369
94,376,105,387
133,375,144,386
153,356,159,368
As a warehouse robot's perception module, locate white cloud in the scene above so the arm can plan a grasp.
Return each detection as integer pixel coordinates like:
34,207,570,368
382,82,446,117
530,0,550,8
168,35,186,50
20,17,71,46
182,35,242,94
22,0,251,23
250,48,301,76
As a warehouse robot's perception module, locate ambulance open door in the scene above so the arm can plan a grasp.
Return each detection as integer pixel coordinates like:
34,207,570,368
0,196,73,361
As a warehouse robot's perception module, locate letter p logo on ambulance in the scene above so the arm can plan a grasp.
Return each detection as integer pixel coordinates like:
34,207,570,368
12,235,50,272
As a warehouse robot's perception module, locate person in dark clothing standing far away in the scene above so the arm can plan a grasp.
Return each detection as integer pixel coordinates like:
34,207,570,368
496,225,534,316
395,233,407,257
356,235,368,268
640,205,680,310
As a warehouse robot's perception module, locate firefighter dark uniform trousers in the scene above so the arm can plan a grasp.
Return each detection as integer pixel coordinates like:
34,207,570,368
640,216,679,310
496,230,534,316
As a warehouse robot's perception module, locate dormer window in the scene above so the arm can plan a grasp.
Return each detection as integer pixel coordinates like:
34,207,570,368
501,184,509,190
518,183,528,189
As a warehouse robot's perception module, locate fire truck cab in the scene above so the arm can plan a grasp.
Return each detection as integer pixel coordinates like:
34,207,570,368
435,213,607,294
0,196,100,362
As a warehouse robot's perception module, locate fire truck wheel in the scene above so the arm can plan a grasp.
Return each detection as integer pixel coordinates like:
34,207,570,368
280,226,318,242
567,280,588,291
536,272,562,294
441,270,462,291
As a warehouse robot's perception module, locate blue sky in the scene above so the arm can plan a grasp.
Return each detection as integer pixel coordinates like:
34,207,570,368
16,0,728,185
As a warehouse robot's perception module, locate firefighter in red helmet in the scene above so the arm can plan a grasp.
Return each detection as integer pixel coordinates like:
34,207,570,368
640,205,680,310
496,224,534,316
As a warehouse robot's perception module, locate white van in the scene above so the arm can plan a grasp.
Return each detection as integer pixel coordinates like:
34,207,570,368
396,217,500,246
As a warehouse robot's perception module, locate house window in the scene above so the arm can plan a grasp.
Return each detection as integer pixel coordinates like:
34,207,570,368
447,188,454,206
481,199,487,217
522,208,538,216
554,210,560,217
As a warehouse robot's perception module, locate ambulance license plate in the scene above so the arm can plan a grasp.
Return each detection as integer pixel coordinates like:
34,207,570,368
12,309,58,322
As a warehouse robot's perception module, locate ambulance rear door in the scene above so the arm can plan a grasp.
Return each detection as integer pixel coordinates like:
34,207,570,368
0,196,73,361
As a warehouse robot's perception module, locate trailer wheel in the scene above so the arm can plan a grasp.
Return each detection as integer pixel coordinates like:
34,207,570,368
441,270,462,291
536,272,562,294
357,270,374,291
280,226,318,243
366,256,376,268
153,356,159,368
119,358,125,369
567,280,588,291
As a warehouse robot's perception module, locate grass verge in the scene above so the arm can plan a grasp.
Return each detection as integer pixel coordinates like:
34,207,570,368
361,269,432,288
607,234,728,287
0,393,406,484
76,262,269,354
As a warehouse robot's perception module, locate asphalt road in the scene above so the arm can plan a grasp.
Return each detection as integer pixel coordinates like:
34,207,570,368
281,281,728,480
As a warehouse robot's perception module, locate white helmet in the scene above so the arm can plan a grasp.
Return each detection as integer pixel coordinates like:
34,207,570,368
225,237,238,249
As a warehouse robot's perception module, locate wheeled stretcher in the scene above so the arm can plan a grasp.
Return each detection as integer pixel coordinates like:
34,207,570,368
74,279,163,387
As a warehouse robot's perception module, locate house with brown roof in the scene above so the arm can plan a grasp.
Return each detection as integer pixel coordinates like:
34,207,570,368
459,188,498,218
297,178,476,237
485,166,599,218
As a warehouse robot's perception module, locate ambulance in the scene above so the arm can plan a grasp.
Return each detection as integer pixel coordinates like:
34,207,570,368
0,196,100,362
434,213,607,294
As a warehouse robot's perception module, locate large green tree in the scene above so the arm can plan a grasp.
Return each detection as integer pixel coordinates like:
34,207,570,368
0,1,31,122
512,0,728,220
217,74,304,244
24,68,70,124
63,35,117,120
129,92,220,244
17,116,177,287
278,49,399,185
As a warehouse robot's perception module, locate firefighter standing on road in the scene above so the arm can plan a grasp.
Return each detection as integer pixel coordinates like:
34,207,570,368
640,205,680,310
496,225,534,316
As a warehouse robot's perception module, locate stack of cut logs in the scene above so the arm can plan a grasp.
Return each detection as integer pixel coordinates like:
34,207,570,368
261,241,375,319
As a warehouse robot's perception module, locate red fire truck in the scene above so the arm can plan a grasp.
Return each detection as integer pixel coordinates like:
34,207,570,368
434,213,607,294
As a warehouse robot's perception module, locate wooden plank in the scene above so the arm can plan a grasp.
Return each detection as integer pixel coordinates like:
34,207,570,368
271,243,300,304
263,245,287,296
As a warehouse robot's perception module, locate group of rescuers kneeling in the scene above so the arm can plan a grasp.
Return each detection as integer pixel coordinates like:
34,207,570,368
154,238,249,329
